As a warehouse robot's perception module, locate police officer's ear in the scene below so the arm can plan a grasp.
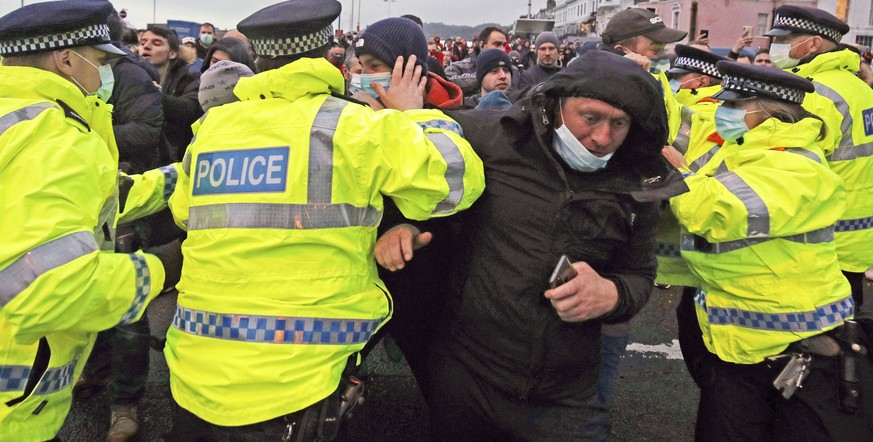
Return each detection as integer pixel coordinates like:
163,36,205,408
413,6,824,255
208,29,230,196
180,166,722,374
697,75,711,88
51,48,77,78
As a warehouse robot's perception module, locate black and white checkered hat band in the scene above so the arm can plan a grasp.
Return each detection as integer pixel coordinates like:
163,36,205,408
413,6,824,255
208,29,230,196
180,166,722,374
674,56,720,78
722,74,806,104
252,26,332,57
773,14,844,42
0,23,111,56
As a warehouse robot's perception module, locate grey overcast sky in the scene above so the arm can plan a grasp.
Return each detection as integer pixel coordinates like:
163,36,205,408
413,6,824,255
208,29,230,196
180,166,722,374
1,0,549,30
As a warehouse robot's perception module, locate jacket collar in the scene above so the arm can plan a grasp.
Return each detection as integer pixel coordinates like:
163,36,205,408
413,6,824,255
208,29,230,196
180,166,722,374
0,65,117,162
789,48,860,78
425,72,464,110
234,57,345,102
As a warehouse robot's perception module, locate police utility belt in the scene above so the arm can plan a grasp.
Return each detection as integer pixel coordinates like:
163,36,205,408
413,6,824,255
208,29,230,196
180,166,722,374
281,357,365,442
768,320,868,413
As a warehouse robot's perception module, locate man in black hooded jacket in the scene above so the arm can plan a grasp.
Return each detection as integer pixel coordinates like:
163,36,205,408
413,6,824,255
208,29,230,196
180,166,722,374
376,50,687,441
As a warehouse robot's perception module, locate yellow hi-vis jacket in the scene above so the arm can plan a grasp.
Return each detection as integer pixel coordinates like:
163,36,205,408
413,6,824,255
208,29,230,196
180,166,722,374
671,117,852,364
0,66,172,441
792,49,873,272
165,57,485,426
673,84,722,108
655,101,719,287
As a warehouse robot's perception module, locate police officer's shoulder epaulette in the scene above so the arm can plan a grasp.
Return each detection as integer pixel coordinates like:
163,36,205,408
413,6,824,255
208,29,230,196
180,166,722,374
331,92,371,108
55,99,91,131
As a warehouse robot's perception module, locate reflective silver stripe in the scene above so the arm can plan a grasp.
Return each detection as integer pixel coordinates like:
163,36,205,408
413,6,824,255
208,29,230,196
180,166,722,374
118,254,152,325
689,145,720,172
0,102,56,137
182,150,193,177
308,98,348,204
655,241,682,258
188,203,382,230
835,215,873,232
417,119,464,137
815,83,853,148
716,171,769,237
0,358,78,395
708,295,853,332
0,232,98,308
715,160,729,176
829,140,873,161
429,132,466,214
93,191,119,251
681,225,835,254
159,165,178,202
172,305,382,345
671,106,695,154
816,83,873,161
785,148,822,163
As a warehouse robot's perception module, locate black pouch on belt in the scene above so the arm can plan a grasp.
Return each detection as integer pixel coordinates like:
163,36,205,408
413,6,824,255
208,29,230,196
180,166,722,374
833,320,869,413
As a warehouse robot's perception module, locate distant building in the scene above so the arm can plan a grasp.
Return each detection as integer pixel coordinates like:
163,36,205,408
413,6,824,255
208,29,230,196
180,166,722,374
549,0,873,52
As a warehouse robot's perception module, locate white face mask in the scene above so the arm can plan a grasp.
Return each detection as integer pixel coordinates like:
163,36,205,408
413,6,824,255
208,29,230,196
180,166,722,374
552,103,614,173
70,50,115,102
770,37,813,69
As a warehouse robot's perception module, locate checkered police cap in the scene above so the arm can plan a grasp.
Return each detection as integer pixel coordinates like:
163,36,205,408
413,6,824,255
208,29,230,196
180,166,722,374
667,45,727,80
714,60,815,105
773,14,843,43
674,56,719,78
766,6,849,43
250,25,333,57
0,0,124,57
238,0,341,58
720,74,806,104
0,23,110,57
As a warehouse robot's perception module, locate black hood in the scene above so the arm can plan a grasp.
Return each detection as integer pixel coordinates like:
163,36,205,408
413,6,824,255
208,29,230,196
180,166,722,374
537,50,668,167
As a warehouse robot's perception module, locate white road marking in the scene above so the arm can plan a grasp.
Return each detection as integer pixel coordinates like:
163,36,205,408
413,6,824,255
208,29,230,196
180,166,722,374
625,339,684,360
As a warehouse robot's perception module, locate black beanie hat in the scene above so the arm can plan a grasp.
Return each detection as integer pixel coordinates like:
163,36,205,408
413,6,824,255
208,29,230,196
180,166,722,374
355,17,428,76
476,48,511,84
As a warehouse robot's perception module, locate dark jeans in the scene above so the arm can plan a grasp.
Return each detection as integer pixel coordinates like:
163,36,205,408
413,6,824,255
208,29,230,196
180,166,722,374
85,315,151,407
694,350,873,441
843,270,865,307
425,343,609,442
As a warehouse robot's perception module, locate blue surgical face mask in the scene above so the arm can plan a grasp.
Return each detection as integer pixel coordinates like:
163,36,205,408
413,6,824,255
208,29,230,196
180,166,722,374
200,33,214,45
359,72,392,99
71,50,115,102
714,105,762,141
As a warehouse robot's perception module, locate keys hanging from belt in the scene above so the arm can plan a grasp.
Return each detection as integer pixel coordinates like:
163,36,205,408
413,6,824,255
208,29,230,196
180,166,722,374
771,352,812,399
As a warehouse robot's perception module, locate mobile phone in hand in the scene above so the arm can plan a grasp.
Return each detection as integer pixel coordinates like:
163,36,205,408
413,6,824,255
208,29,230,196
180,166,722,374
699,29,709,39
549,255,578,289
742,26,753,39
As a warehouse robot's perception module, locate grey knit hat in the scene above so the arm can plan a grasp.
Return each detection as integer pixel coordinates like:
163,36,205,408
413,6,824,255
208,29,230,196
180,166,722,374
198,60,255,111
534,31,559,49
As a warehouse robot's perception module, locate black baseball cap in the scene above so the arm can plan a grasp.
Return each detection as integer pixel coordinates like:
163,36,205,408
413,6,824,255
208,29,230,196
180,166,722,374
601,9,687,45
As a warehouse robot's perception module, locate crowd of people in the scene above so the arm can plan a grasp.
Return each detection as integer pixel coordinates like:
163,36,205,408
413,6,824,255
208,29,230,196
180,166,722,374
1,0,872,441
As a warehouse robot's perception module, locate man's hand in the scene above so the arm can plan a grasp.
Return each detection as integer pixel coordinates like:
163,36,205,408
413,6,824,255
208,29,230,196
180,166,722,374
662,145,688,170
351,91,385,110
619,50,652,70
372,55,428,111
544,262,619,322
374,224,433,271
731,36,753,54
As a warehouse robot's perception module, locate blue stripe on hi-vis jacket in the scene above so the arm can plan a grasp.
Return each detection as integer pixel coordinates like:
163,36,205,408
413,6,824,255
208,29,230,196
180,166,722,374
193,147,289,195
863,108,873,136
